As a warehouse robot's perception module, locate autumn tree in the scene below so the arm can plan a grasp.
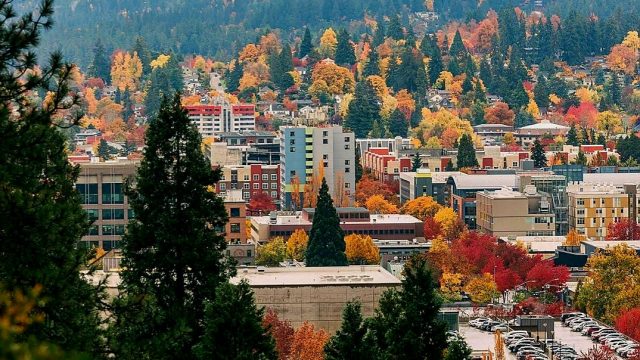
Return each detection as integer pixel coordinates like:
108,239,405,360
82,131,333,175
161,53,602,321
484,102,515,125
400,196,442,221
310,61,355,96
111,50,143,91
365,194,399,214
325,301,373,360
286,229,309,261
319,28,338,58
608,44,639,75
565,229,585,246
464,273,499,304
248,192,276,215
434,207,465,241
596,111,622,138
440,272,464,302
306,178,348,266
606,218,640,240
355,175,396,205
256,237,287,266
345,234,381,265
525,261,570,290
289,322,330,360
615,308,640,342
262,310,294,360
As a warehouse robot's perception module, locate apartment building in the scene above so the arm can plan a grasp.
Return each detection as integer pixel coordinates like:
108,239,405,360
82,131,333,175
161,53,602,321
213,164,280,204
361,148,412,183
476,187,556,238
74,159,139,250
279,125,355,209
567,183,637,240
184,101,255,138
222,190,247,244
356,136,414,155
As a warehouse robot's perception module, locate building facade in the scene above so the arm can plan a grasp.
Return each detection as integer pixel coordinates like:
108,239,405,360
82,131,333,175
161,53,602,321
222,190,248,244
279,125,355,209
213,164,280,204
362,148,412,183
185,101,255,138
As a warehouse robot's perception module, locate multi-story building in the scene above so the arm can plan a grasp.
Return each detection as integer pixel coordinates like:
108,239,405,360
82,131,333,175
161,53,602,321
249,207,424,243
476,187,556,238
213,164,280,204
515,120,570,148
74,159,139,250
473,124,514,145
399,170,462,205
567,183,637,239
222,190,248,244
279,125,355,209
362,148,412,183
185,101,255,138
356,137,414,155
374,239,431,264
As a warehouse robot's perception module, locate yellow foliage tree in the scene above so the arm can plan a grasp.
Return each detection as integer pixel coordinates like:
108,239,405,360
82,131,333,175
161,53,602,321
564,229,585,246
366,75,389,98
339,93,354,118
83,87,98,115
286,229,309,261
239,43,261,63
434,207,463,241
150,54,170,69
596,111,622,137
435,71,454,90
239,72,260,91
414,108,474,144
399,196,442,221
111,51,143,91
464,273,498,304
424,136,442,149
365,194,399,214
256,237,287,266
319,28,338,58
575,87,598,104
345,234,381,265
502,132,515,145
311,62,355,95
440,272,464,301
380,94,398,120
549,93,561,106
395,89,416,119
526,98,540,118
622,31,640,50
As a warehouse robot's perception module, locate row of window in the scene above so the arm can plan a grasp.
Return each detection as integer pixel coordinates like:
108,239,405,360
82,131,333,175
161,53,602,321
76,183,124,205
86,224,126,236
219,182,278,191
243,191,278,200
221,173,278,181
81,240,120,251
576,198,623,207
268,228,416,238
85,209,134,221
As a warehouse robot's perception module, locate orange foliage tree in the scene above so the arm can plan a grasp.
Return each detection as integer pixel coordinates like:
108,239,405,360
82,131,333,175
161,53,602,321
288,321,329,360
607,44,639,75
364,194,399,214
345,234,381,265
399,196,442,221
262,309,294,360
355,175,396,205
484,102,515,125
310,61,355,95
286,229,309,261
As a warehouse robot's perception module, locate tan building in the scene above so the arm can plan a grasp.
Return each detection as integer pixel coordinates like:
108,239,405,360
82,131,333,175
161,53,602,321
567,183,636,240
476,186,556,238
74,159,139,250
231,266,401,332
223,190,247,244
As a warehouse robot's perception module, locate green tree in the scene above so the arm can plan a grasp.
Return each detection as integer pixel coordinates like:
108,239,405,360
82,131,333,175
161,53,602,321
471,101,485,125
369,118,384,138
387,15,404,40
456,134,478,168
412,152,422,171
514,109,535,128
428,46,443,86
110,94,233,359
0,0,104,355
573,150,588,166
270,44,295,90
194,281,277,360
389,108,408,137
132,36,152,76
226,59,243,93
144,55,184,119
344,80,381,138
372,22,385,47
449,30,466,58
617,135,640,163
531,139,548,168
335,29,356,66
567,124,579,146
355,150,363,183
534,76,550,109
89,38,110,82
305,178,347,267
97,138,117,160
445,338,473,360
363,47,380,77
299,27,313,58
325,301,372,360
256,237,287,266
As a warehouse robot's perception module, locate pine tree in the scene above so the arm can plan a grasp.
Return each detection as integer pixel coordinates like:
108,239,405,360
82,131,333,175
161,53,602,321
335,29,356,66
89,38,110,82
471,101,485,125
270,44,294,90
462,76,473,94
325,301,372,360
573,150,588,166
449,30,466,58
447,58,461,76
597,133,607,148
531,139,548,168
299,27,313,58
111,94,234,359
387,15,404,40
226,59,243,93
355,150,363,182
514,109,535,128
420,34,434,56
412,152,422,171
428,46,443,86
97,138,116,160
369,119,384,138
389,109,408,137
473,79,486,104
445,338,473,360
0,1,104,354
305,178,347,267
363,47,380,77
372,22,385,47
534,76,550,109
132,36,152,76
581,127,591,145
567,125,579,146
194,281,277,360
344,81,381,138
456,134,478,168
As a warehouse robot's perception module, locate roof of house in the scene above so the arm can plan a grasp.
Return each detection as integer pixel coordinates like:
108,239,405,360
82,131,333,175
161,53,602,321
231,265,402,287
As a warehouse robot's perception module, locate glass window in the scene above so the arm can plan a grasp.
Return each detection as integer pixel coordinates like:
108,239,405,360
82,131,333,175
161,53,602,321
271,183,277,189
262,183,268,189
230,208,240,217
271,191,278,198
102,183,124,204
253,183,259,189
102,225,114,235
271,174,277,180
114,225,126,235
243,192,250,199
102,208,125,220
76,184,98,204
127,209,135,219
86,209,99,222
323,139,328,144
220,183,226,191
262,174,268,180
253,174,259,181
230,223,241,233
243,175,249,181
87,225,99,236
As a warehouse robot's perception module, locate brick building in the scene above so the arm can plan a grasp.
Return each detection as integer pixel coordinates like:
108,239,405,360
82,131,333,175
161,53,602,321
361,148,412,183
213,164,280,204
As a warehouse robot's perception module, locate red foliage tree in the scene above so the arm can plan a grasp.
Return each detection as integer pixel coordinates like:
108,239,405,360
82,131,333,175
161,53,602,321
423,217,442,240
262,309,294,360
606,218,640,240
615,308,640,342
484,102,515,126
564,102,598,128
451,231,497,273
525,260,569,290
579,346,616,360
247,192,277,215
355,175,396,205
494,268,522,294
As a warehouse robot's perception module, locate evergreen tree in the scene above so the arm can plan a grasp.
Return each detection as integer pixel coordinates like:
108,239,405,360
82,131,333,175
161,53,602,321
445,161,455,171
299,27,313,58
270,44,294,90
387,15,404,40
144,56,184,120
567,125,579,146
471,101,485,125
335,29,356,66
114,88,122,104
111,94,234,359
363,47,380,77
514,109,535,128
456,134,478,168
325,301,372,360
369,119,384,138
389,109,408,137
445,338,473,360
368,256,448,359
372,22,385,47
0,1,104,354
617,135,640,163
226,59,243,93
355,150,363,182
605,76,621,108
534,76,550,109
132,36,152,76
194,281,277,360
573,150,588,166
428,46,443,86
344,81,381,138
305,178,347,267
89,38,110,82
473,79,487,104
531,139,548,168
462,75,473,94
598,133,607,148
412,152,422,171
581,127,591,145
122,88,133,121
447,57,461,76
449,30,466,58
478,58,493,91
97,138,116,160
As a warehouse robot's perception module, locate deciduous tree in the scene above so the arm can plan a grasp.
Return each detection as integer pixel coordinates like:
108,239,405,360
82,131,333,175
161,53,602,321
615,308,640,342
365,194,399,214
606,218,640,240
484,102,515,125
248,192,276,215
440,272,464,301
286,229,309,261
256,237,287,266
319,28,338,58
289,322,329,360
400,196,442,221
464,273,498,304
345,234,381,265
262,310,294,360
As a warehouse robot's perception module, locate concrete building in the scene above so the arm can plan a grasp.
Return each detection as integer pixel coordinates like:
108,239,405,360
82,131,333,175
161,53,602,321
249,208,424,243
184,101,255,138
476,187,556,238
375,239,431,264
356,137,414,155
213,164,280,204
222,190,248,244
279,125,355,209
74,159,139,250
231,266,401,332
567,183,637,239
515,120,570,148
399,170,433,204
362,148,412,183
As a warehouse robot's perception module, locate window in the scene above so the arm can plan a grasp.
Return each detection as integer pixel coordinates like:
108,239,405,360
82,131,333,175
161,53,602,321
271,174,277,181
230,208,240,217
252,183,259,189
262,174,268,181
512,161,518,167
87,225,99,236
102,183,124,204
577,209,585,216
402,167,409,172
323,131,328,137
253,174,259,181
243,192,250,199
127,209,135,219
290,146,296,152
102,225,114,235
86,209,99,222
290,139,295,145
114,225,125,235
344,136,350,142
230,223,241,233
289,131,295,136
345,160,350,165
271,183,277,189
262,183,268,189
271,191,277,198
323,154,328,160
577,218,585,225
345,167,350,173
220,183,226,191
243,175,249,181
577,199,585,206
76,184,98,204
323,162,328,167
323,139,328,144
344,144,350,150
102,209,125,220
290,170,296,177
345,183,350,189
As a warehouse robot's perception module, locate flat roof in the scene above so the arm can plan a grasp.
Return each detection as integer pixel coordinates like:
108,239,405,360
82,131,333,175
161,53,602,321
450,174,518,190
582,240,640,250
583,173,640,186
253,213,422,225
231,265,402,286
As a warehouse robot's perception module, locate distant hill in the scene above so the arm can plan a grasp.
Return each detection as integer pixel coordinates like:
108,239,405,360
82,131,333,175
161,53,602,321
24,0,640,67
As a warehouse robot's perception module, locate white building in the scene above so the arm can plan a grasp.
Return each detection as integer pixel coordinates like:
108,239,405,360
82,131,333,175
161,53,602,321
184,100,255,138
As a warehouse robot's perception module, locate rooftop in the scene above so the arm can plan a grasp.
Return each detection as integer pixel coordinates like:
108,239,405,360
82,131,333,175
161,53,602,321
253,213,422,226
231,265,401,287
480,187,531,199
449,174,517,190
583,173,640,186
582,240,640,251
518,120,570,131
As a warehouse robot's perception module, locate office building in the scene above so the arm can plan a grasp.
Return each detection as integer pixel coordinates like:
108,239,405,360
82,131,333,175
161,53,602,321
279,125,355,209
